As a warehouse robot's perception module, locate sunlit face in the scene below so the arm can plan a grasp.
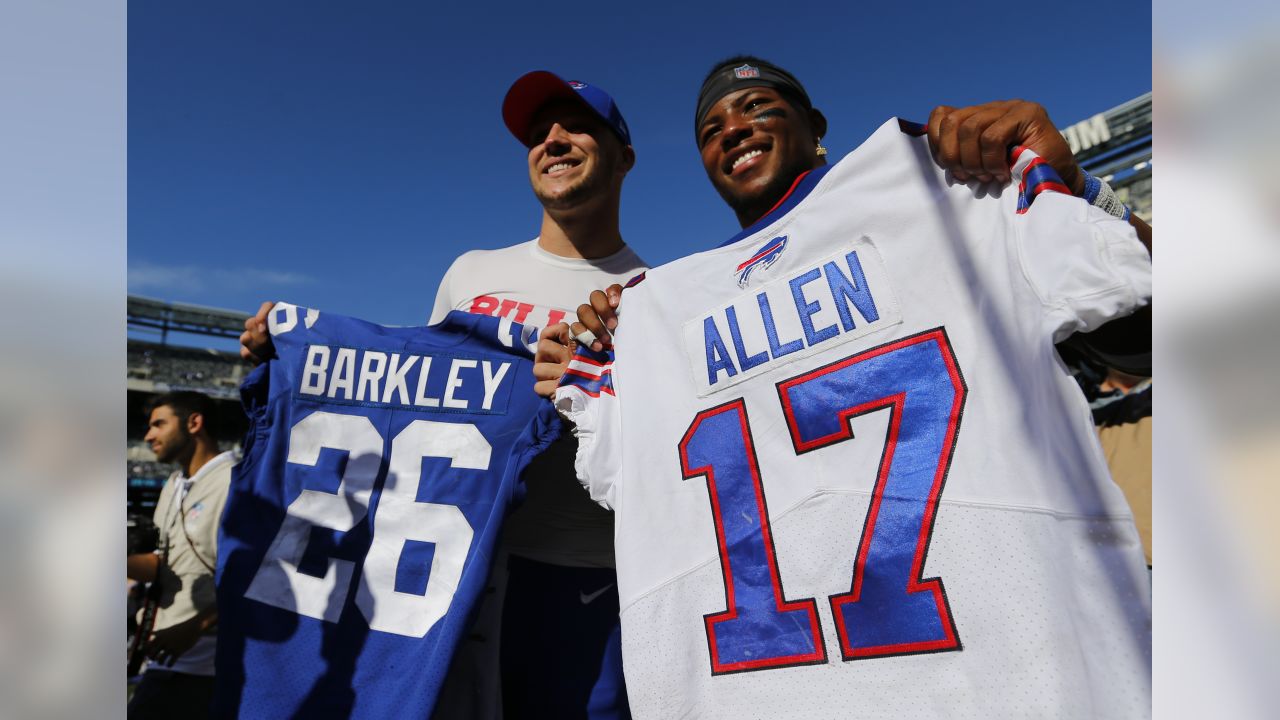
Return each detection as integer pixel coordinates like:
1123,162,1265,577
697,86,822,223
144,405,191,465
525,100,626,211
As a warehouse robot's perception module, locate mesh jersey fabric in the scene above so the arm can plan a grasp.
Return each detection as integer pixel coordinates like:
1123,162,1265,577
556,118,1152,719
215,306,560,719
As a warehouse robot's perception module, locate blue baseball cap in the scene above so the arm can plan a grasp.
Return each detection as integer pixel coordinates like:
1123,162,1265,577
502,71,632,148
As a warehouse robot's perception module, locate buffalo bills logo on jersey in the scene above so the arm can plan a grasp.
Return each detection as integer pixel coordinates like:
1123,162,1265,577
733,64,760,79
568,80,587,89
736,235,788,288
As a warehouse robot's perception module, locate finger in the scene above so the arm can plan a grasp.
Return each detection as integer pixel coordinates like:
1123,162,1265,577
534,379,560,398
570,321,600,352
544,322,574,346
241,304,278,362
240,330,265,366
932,105,984,180
533,361,567,382
544,322,579,358
240,328,263,350
605,283,624,309
534,337,572,366
588,290,617,333
956,106,1010,182
575,302,610,348
926,105,956,157
975,112,1025,183
249,301,274,336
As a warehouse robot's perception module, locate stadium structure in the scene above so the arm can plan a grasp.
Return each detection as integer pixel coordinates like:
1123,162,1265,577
1059,92,1152,222
127,295,251,515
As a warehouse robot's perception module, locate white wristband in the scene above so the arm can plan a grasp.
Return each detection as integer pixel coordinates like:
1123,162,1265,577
1081,171,1131,221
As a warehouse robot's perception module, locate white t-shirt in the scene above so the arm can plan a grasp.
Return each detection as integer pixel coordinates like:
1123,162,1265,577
149,451,235,677
430,238,646,567
557,119,1152,718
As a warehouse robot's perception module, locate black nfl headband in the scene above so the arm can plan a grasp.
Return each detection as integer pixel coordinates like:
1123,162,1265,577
694,59,813,139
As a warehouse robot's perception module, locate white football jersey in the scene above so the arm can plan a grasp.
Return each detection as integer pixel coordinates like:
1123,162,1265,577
556,119,1152,719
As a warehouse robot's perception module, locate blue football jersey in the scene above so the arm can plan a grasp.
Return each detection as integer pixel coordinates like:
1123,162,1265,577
215,304,560,719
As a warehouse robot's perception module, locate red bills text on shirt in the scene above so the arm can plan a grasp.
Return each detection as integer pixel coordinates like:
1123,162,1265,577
467,295,569,330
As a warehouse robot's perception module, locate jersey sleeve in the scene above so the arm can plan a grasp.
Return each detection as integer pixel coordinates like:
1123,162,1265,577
552,346,623,510
1009,150,1151,342
235,362,274,471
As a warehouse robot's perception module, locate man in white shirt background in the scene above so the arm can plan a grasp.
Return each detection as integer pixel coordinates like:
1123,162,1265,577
127,391,235,719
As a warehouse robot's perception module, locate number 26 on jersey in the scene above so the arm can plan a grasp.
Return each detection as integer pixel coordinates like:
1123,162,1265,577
245,410,488,638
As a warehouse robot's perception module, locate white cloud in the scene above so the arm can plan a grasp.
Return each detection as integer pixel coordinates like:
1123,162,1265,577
127,262,312,293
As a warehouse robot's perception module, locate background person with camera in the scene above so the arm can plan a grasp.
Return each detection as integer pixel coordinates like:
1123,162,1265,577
126,391,233,719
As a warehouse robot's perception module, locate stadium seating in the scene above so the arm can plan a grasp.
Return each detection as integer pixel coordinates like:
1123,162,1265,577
127,340,246,394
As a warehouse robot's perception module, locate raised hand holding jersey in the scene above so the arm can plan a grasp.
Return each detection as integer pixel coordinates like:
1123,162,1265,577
557,119,1151,719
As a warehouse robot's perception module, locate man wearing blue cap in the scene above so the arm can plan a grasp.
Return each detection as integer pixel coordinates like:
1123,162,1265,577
240,71,644,719
426,71,645,719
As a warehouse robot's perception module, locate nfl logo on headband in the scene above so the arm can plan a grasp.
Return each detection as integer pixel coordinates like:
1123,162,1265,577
733,64,760,79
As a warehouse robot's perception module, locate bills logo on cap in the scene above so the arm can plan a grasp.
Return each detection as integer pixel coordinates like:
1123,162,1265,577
568,81,587,89
733,64,760,79
735,235,788,288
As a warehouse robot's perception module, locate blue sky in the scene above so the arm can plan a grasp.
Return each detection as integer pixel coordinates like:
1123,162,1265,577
128,1,1151,341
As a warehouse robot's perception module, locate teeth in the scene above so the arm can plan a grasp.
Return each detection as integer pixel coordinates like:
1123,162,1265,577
732,149,763,169
547,162,572,174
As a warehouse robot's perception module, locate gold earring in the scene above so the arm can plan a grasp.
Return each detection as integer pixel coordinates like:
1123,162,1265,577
815,138,828,157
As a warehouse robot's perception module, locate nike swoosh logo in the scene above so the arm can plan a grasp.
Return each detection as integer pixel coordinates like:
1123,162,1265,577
579,583,615,605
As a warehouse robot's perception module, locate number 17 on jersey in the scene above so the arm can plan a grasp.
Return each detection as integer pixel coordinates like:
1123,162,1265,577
679,328,966,673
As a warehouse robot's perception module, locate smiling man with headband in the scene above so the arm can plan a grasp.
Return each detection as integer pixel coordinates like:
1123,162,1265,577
541,54,1152,718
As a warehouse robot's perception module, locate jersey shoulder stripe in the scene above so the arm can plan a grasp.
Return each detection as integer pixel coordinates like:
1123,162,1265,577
560,345,615,398
1011,145,1074,214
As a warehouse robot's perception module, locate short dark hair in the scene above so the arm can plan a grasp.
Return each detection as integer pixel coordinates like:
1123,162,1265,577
148,391,216,436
